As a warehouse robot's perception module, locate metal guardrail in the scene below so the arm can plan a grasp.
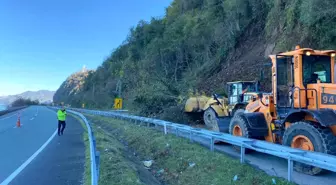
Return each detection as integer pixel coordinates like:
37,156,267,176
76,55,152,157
0,106,27,116
50,107,100,185
68,107,336,182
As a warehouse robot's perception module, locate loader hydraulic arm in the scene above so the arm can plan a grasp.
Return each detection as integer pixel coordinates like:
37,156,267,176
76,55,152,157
213,94,223,106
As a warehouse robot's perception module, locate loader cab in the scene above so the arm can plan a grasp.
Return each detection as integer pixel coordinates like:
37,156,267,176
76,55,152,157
271,45,336,118
227,81,259,105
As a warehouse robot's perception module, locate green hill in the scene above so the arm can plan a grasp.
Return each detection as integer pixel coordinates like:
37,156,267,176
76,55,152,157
53,0,336,120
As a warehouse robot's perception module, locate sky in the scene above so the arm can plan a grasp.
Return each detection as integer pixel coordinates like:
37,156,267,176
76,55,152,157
0,0,172,96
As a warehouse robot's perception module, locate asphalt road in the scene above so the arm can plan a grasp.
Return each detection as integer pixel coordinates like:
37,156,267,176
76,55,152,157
166,127,336,185
0,106,85,185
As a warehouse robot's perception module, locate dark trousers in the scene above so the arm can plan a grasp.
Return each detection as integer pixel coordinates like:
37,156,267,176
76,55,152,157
58,120,66,135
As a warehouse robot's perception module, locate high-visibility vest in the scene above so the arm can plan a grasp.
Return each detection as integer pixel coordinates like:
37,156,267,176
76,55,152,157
57,110,67,121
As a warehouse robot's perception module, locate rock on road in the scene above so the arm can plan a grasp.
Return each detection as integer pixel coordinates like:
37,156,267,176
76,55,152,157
0,106,85,185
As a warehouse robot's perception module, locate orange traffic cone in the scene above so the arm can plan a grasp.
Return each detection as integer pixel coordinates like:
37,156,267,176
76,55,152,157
16,114,21,128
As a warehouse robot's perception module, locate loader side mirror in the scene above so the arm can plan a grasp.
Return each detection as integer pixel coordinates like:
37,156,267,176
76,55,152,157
256,81,260,92
259,70,264,81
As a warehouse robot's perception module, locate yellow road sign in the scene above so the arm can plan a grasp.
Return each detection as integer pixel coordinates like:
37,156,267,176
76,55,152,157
82,103,85,108
114,98,123,109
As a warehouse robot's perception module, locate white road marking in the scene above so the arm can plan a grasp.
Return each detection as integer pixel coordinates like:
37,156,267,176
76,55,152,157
0,129,57,185
0,113,17,121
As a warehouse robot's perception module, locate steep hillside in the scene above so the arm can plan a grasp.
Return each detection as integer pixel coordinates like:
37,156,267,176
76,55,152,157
53,67,93,105
54,0,336,120
0,90,55,105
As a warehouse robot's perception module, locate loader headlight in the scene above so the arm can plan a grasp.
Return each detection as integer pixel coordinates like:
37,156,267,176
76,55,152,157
331,53,336,57
306,51,311,56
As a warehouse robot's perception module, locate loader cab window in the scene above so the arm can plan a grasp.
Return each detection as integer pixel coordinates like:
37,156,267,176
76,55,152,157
241,82,257,102
228,82,256,104
334,63,336,83
276,56,294,108
229,83,241,104
303,55,331,85
242,82,257,93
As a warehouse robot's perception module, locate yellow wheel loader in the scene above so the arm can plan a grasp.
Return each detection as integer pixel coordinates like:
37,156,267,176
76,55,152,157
229,46,336,175
185,81,259,133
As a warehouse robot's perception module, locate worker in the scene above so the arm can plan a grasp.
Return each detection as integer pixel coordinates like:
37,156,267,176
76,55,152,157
309,73,319,83
57,106,67,136
239,86,249,103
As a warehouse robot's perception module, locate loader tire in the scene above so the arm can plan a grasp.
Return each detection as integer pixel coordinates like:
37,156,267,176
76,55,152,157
203,108,220,132
283,121,336,175
229,115,252,153
204,108,223,144
232,109,245,117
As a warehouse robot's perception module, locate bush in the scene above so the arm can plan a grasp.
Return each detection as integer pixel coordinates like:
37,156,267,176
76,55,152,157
11,98,39,107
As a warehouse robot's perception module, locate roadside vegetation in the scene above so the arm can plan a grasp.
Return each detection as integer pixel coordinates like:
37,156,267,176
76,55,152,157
85,114,293,185
82,130,91,185
10,98,39,107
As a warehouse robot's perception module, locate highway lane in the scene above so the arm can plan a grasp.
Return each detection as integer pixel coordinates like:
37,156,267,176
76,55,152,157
0,108,31,133
0,106,54,183
0,106,85,185
163,127,336,185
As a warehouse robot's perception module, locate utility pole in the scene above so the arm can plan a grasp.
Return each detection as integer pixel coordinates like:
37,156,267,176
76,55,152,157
115,79,122,98
92,83,95,98
113,79,123,110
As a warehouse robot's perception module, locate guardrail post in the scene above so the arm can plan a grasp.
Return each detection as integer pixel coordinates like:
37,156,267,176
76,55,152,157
96,151,100,178
240,146,245,163
92,134,96,149
189,131,193,142
288,157,293,182
210,137,214,152
164,123,167,135
175,128,179,136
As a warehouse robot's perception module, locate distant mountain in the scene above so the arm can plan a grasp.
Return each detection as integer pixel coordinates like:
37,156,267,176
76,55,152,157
0,90,55,105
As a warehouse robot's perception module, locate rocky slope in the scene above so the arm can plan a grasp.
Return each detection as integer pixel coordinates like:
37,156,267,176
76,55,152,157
53,67,93,106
